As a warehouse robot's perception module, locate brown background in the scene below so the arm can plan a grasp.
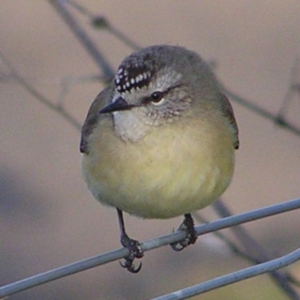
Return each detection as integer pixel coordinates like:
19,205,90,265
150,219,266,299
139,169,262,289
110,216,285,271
1,1,300,299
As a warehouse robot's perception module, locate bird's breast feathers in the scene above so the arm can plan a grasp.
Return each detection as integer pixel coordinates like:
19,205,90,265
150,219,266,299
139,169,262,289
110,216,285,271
81,117,235,219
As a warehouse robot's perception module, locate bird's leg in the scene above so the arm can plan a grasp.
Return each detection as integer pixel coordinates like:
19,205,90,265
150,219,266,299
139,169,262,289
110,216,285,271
117,208,143,273
170,213,197,251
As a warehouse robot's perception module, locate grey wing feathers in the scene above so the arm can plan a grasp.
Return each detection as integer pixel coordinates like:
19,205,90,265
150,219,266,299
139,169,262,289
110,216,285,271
221,94,239,150
80,83,114,154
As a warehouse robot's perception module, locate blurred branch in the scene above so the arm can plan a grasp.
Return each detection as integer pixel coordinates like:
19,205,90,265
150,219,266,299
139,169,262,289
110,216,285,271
0,51,81,131
48,0,115,82
68,0,141,50
57,73,106,105
220,83,300,138
213,200,299,299
194,213,255,262
277,58,299,121
0,197,299,299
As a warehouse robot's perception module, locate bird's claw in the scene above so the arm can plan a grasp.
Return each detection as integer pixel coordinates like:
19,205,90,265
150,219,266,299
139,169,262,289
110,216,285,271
120,258,142,273
120,234,144,273
170,214,197,251
170,229,197,251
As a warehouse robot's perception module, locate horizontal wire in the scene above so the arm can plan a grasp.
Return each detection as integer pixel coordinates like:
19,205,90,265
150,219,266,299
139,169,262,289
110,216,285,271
0,198,299,298
152,248,300,300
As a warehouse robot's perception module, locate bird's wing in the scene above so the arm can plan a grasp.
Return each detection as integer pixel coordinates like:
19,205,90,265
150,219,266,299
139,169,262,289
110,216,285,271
80,83,114,154
221,94,239,150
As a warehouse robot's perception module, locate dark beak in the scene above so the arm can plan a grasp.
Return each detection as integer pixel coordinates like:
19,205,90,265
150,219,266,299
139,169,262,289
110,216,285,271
99,97,134,114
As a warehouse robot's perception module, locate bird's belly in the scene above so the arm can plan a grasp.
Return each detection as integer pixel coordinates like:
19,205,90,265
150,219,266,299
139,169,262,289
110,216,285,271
81,123,235,219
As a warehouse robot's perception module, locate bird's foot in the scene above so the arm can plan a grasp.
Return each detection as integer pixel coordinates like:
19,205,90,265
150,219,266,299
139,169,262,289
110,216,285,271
120,233,143,273
170,213,197,251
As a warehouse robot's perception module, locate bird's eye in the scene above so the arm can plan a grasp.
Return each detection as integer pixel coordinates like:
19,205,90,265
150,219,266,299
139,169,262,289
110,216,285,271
150,91,164,105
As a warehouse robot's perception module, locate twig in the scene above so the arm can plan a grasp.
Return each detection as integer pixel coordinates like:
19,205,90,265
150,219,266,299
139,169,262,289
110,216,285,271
277,58,299,121
68,0,141,50
48,0,115,82
0,51,81,131
193,213,262,264
213,200,300,299
220,83,300,137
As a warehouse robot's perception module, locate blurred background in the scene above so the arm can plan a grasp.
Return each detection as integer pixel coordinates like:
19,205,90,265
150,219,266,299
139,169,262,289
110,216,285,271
1,1,300,299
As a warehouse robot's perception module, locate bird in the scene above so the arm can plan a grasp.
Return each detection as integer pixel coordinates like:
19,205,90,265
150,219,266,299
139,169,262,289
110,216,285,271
80,45,239,273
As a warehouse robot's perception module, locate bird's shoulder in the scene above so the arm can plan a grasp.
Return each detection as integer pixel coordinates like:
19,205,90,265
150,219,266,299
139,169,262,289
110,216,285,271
219,94,239,150
80,83,114,154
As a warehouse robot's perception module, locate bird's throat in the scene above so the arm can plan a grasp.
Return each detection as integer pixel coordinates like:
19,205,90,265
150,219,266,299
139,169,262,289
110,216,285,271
113,111,150,143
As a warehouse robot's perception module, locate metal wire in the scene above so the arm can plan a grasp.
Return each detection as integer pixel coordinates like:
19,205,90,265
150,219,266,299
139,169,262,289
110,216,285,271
152,248,300,300
0,198,299,299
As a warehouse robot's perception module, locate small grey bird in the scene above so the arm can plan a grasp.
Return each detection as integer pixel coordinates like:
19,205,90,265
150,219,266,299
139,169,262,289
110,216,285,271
80,45,239,273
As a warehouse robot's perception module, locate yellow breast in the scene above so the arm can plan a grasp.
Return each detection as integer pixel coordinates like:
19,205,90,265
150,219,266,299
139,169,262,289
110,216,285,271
81,116,235,219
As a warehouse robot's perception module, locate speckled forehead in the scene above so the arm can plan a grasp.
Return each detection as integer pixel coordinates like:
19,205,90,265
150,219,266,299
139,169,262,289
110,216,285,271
115,59,155,94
